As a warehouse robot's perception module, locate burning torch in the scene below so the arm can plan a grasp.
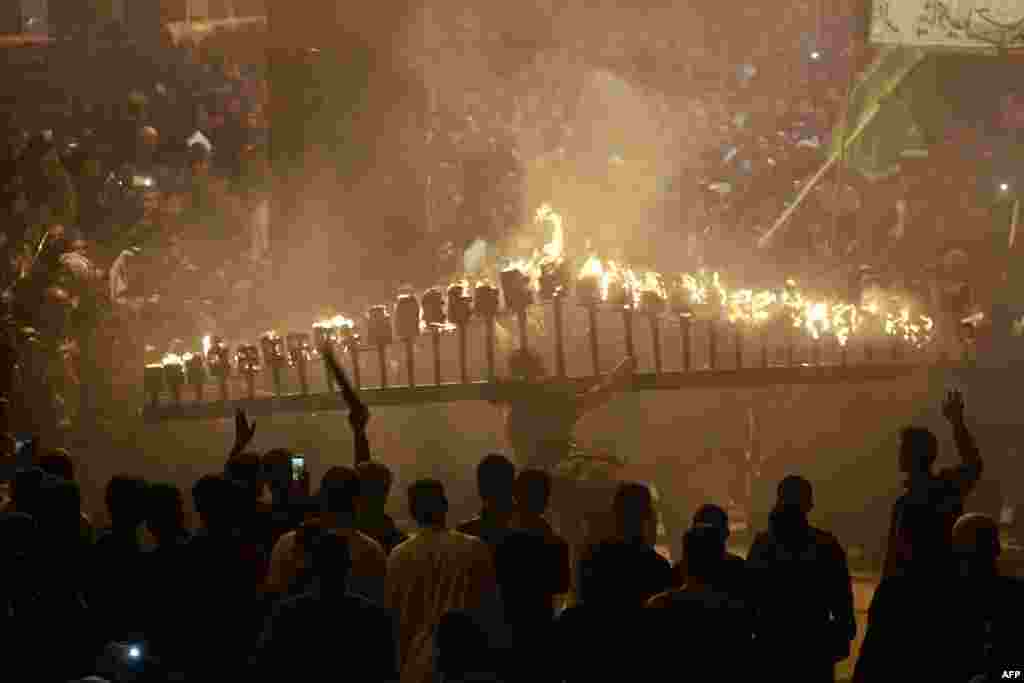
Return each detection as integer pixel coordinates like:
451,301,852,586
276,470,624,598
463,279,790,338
207,336,232,401
144,363,164,409
162,353,185,405
500,265,533,352
448,283,473,385
395,294,421,388
474,282,500,382
236,344,261,400
367,305,393,389
669,277,693,373
260,331,287,397
540,258,569,378
577,256,603,377
313,319,340,392
605,266,636,361
287,332,312,395
422,288,445,386
639,277,666,375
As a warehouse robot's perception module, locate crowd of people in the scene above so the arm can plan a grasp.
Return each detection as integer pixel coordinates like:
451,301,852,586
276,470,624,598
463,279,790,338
1,375,1021,682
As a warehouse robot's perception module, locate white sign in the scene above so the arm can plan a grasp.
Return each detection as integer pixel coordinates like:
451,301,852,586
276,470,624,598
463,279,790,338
870,0,1024,51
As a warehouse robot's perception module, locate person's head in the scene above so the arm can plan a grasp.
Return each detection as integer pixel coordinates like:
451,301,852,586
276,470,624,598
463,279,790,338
35,476,82,545
308,530,351,591
776,475,814,515
476,453,516,511
260,449,293,498
319,466,361,519
514,468,551,517
952,513,1001,574
105,476,149,531
37,448,74,481
612,482,656,544
408,479,448,528
192,474,245,532
692,503,730,543
899,427,938,476
435,610,490,678
225,452,264,499
356,460,394,513
682,524,727,585
146,482,186,543
508,349,546,381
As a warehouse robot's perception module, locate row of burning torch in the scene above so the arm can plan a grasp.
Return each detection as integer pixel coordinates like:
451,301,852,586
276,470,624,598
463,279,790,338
143,256,941,408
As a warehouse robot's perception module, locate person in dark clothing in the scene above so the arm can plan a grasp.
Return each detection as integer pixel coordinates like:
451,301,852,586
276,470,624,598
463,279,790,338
855,513,1024,683
647,525,754,676
357,459,408,554
435,610,500,683
89,475,151,646
746,476,856,683
143,482,191,674
512,468,571,601
185,474,267,682
671,504,747,595
260,449,309,549
252,531,398,683
882,390,982,578
458,454,518,548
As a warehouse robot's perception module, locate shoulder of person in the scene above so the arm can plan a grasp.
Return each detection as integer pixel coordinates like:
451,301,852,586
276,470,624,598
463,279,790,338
352,529,387,559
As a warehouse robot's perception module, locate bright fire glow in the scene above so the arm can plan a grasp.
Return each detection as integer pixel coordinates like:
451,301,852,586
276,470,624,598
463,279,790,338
161,353,183,366
202,335,212,357
579,255,603,280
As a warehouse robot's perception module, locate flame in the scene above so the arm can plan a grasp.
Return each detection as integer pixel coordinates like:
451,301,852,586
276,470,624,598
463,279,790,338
579,255,604,280
727,288,778,326
639,272,666,299
884,307,934,348
601,261,623,302
314,315,354,330
262,330,280,340
536,203,564,263
622,267,642,308
162,353,184,366
831,303,859,347
202,335,212,356
182,352,195,362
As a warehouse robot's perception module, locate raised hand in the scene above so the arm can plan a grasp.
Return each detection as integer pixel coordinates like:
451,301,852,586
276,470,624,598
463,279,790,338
348,401,370,434
234,408,256,452
942,389,965,425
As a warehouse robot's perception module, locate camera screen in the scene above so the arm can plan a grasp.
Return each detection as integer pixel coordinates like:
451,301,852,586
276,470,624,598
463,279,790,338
290,456,305,481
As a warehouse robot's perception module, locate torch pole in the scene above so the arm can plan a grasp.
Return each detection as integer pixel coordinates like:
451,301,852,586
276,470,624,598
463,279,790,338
271,365,283,397
246,374,256,401
708,320,717,371
297,359,309,395
891,336,902,362
458,325,468,385
431,327,442,387
680,316,691,372
786,326,795,368
170,383,181,406
485,316,496,382
405,338,416,388
734,324,743,370
840,341,848,367
622,308,635,360
377,345,388,389
350,346,362,390
517,310,528,351
812,336,822,367
588,306,601,377
218,377,229,402
553,295,567,378
865,338,873,362
650,314,662,375
760,327,768,369
323,347,337,393
194,382,204,403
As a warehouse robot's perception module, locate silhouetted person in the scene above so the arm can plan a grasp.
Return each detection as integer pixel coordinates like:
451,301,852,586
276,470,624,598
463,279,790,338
883,390,982,578
252,531,398,683
647,525,754,676
36,447,93,542
1,511,40,676
266,465,387,604
577,482,672,606
434,610,500,683
512,468,571,601
855,513,1024,683
144,482,191,670
387,479,500,683
260,449,309,548
89,475,150,646
357,460,408,554
746,476,855,683
185,474,267,681
671,503,746,594
458,454,518,548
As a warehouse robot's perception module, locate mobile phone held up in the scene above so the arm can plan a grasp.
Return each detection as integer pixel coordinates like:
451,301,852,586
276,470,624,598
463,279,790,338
291,456,306,482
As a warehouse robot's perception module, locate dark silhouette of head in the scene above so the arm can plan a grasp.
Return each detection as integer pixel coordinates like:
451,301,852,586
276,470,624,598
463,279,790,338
356,460,394,513
435,610,490,678
319,466,361,519
692,503,730,543
0,511,36,561
146,482,186,544
613,482,656,544
683,524,727,585
776,475,814,515
104,475,149,532
11,467,46,516
37,448,74,481
952,513,1000,575
476,453,516,512
225,452,264,499
899,427,938,476
408,479,448,528
261,449,293,496
308,530,352,594
515,468,551,517
192,474,245,533
508,349,546,381
35,477,82,548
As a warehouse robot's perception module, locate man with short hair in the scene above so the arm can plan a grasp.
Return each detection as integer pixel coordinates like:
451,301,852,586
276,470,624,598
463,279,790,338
672,504,746,595
265,466,387,604
458,454,518,548
386,479,500,683
357,460,407,554
883,390,982,578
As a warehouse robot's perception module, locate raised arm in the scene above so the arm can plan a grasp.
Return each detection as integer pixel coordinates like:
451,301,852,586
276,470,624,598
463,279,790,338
576,355,636,417
228,409,256,461
941,389,982,492
322,345,372,465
